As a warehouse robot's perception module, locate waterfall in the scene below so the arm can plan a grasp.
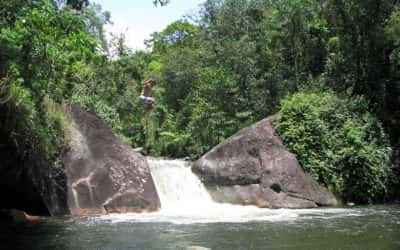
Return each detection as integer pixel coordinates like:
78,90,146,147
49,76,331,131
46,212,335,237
147,158,216,213
146,158,301,223
96,158,305,224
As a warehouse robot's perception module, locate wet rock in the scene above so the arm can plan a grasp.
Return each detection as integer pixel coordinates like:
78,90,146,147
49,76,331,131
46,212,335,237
0,209,41,224
192,116,337,208
64,104,160,215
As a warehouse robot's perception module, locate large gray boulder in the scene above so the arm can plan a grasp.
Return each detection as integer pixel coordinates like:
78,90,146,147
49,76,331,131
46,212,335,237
64,104,160,215
192,116,337,208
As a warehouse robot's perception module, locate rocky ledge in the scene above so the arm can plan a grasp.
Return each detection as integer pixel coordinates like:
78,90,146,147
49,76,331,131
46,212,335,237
64,104,160,215
192,116,337,208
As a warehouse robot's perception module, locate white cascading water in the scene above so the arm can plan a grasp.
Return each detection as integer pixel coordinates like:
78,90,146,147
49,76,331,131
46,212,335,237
95,158,350,224
145,158,302,222
147,158,215,213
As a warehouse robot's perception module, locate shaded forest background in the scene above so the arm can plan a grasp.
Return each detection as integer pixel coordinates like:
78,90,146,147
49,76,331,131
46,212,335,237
0,0,399,203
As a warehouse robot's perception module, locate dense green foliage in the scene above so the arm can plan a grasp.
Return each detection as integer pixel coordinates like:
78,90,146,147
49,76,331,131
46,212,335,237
0,0,96,167
1,0,399,203
276,92,391,203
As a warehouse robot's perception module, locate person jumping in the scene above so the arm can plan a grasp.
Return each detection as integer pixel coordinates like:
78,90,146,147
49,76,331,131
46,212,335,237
140,79,156,112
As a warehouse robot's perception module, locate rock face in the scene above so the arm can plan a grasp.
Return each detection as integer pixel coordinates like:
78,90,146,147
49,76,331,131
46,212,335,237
64,104,160,215
192,116,337,208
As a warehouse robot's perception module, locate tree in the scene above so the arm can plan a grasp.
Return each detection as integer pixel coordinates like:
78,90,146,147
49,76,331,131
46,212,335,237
153,0,169,6
147,20,197,53
54,0,89,10
81,3,111,53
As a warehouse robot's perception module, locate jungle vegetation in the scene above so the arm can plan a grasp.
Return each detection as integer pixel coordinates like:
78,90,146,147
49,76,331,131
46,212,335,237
0,0,399,203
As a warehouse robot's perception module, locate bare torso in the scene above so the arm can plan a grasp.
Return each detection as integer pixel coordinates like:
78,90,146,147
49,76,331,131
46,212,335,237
141,83,153,97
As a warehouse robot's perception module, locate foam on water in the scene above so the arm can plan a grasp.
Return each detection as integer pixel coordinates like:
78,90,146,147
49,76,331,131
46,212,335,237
93,158,360,224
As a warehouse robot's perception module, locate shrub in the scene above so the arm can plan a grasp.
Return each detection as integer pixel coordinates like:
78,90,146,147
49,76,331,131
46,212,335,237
3,77,67,169
276,91,391,203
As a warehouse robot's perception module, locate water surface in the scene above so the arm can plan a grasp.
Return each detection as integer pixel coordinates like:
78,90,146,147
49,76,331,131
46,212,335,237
2,205,399,250
3,159,398,249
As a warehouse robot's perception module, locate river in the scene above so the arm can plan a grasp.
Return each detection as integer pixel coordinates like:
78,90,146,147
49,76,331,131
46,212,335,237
1,159,399,249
